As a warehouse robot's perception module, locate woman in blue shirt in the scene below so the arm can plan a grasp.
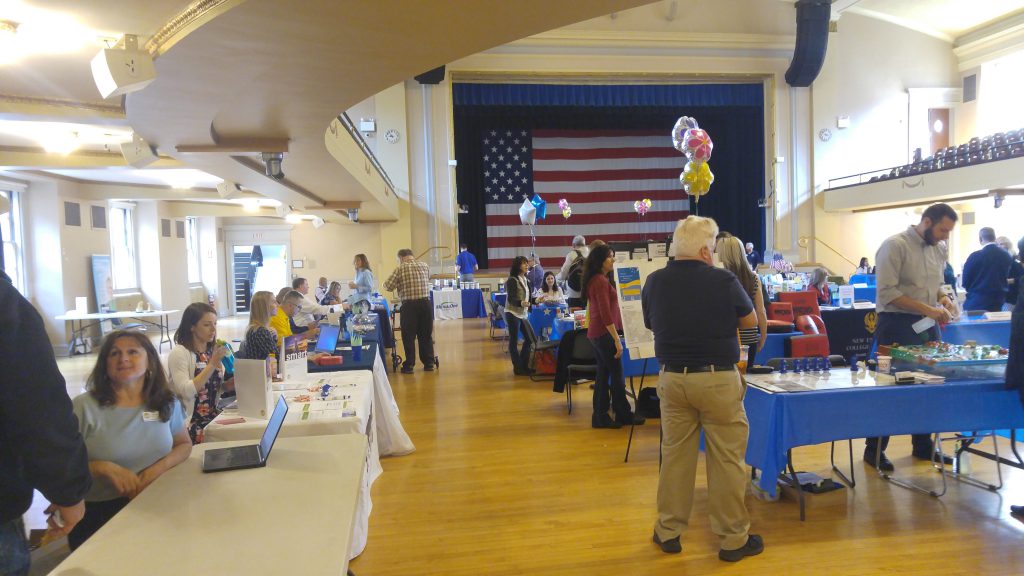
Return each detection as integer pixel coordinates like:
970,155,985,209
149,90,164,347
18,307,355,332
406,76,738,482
69,331,190,550
349,254,376,299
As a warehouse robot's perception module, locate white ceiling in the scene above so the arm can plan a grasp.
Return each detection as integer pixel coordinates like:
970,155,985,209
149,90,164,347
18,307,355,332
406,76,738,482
3,0,1024,216
41,167,222,188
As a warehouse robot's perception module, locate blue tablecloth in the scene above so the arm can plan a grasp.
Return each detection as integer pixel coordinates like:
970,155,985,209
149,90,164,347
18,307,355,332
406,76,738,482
346,312,386,362
854,286,876,302
820,308,876,361
430,289,486,319
308,342,378,373
528,304,567,340
551,318,575,341
941,318,1011,347
753,332,801,366
745,377,1024,496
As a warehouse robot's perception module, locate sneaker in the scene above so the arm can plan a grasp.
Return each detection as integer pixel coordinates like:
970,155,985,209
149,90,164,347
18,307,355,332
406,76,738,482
401,365,415,374
719,534,764,562
652,532,681,554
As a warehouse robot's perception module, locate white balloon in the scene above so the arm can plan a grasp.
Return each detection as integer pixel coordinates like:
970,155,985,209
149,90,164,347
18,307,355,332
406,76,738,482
518,199,537,226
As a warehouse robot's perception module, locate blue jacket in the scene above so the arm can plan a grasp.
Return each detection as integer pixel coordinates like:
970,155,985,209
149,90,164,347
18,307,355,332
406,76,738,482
962,243,1013,311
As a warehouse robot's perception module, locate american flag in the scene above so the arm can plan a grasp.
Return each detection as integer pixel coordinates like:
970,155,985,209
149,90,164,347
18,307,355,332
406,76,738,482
483,128,689,270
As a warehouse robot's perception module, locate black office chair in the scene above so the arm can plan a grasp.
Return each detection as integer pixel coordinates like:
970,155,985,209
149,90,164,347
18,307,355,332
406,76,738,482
562,328,598,414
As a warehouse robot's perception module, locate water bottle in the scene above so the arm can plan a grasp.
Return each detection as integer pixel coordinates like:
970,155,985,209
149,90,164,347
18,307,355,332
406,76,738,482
352,332,363,362
779,359,787,374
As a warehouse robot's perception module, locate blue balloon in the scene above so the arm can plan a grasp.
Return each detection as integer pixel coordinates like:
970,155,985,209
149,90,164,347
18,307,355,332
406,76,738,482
530,194,547,220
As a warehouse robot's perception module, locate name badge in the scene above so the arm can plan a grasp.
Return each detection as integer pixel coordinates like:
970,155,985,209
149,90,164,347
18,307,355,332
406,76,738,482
142,411,161,422
196,361,208,369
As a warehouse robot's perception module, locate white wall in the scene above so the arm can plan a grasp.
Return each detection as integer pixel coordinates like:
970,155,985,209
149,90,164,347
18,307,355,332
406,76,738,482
21,179,66,349
812,12,960,275
198,216,228,315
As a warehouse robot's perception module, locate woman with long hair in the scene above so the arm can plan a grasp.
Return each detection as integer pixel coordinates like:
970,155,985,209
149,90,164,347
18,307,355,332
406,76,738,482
167,302,233,443
807,267,831,306
238,291,279,360
855,257,872,275
582,244,643,429
534,270,566,305
320,281,343,306
69,331,190,550
504,255,533,375
717,236,768,353
349,254,376,299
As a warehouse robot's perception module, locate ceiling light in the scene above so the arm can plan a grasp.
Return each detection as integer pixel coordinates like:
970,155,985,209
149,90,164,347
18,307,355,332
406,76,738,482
91,34,156,99
41,131,79,155
312,217,325,229
0,4,99,65
284,211,303,224
242,199,260,213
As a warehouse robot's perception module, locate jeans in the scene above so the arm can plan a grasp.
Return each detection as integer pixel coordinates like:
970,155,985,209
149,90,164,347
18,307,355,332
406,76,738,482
0,518,29,576
504,312,532,372
460,273,475,283
590,333,632,423
399,298,435,368
866,312,941,455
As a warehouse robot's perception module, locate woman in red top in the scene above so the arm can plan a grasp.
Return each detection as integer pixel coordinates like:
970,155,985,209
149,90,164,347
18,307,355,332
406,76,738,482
583,244,644,429
807,267,831,306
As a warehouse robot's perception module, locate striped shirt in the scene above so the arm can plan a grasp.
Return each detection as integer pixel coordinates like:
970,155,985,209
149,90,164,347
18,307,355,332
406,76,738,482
384,259,431,302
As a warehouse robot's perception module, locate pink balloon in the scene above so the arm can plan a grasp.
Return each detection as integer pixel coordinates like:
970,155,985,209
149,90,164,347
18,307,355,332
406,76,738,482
684,129,713,163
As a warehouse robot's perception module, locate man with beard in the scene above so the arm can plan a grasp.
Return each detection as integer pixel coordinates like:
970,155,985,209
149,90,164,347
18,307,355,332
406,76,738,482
866,203,959,471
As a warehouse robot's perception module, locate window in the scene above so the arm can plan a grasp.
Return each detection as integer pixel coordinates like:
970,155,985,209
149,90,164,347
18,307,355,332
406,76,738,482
186,216,201,284
0,190,25,293
109,204,138,289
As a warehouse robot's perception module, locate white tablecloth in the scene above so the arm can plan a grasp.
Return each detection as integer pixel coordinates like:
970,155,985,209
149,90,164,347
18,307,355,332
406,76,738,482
370,350,415,456
432,288,463,320
51,435,366,576
204,370,381,558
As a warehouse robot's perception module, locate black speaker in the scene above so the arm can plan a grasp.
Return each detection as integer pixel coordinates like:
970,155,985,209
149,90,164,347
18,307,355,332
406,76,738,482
785,0,831,87
414,66,446,85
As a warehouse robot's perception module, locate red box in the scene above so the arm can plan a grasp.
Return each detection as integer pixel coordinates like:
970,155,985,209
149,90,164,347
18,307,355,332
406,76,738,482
313,355,343,366
787,334,830,357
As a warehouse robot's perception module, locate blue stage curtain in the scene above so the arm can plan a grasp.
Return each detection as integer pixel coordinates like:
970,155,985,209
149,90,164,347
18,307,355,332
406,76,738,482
453,83,763,108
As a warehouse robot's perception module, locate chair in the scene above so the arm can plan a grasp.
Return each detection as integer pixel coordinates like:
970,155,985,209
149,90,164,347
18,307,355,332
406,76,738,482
794,314,826,336
485,297,507,341
563,329,598,414
520,317,560,382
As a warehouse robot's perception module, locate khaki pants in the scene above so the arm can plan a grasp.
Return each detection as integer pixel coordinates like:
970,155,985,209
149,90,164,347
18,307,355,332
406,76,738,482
654,368,750,551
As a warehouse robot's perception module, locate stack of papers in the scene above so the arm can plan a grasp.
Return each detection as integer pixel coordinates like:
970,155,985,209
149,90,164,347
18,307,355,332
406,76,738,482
895,370,945,384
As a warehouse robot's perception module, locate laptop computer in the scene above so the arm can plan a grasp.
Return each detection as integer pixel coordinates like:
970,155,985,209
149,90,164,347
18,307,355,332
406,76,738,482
314,324,341,353
202,395,288,473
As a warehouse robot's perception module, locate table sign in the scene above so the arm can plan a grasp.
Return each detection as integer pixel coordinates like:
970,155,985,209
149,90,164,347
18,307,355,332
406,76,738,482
235,358,274,419
280,334,308,380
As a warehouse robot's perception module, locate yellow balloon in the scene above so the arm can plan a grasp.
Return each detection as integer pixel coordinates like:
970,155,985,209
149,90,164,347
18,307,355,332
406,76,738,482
681,161,714,202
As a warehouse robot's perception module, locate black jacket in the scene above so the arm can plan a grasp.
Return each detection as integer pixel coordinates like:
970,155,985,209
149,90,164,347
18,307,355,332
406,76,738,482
0,272,91,522
1007,297,1024,406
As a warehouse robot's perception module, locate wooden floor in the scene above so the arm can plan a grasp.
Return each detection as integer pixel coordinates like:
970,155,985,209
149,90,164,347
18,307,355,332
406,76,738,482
49,318,1024,575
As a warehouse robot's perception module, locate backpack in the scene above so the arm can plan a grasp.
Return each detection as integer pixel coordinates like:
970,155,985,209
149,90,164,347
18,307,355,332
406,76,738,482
566,250,585,292
637,387,660,418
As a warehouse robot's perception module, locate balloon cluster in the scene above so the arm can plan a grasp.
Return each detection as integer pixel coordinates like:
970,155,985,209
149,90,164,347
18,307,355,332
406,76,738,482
519,194,550,254
558,198,572,219
672,116,715,202
633,198,652,216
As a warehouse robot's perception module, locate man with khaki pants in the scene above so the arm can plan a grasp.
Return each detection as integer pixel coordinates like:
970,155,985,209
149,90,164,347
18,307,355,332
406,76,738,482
641,216,764,562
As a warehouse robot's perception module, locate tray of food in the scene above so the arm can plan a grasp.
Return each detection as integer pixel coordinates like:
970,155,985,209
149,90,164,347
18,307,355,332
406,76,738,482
878,341,1007,380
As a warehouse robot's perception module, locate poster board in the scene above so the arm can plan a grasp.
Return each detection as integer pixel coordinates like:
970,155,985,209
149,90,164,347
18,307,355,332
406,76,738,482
612,259,666,360
234,358,274,419
280,334,309,381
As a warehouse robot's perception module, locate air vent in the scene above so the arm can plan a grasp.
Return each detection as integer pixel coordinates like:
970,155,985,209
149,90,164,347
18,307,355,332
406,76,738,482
64,201,81,227
175,220,185,238
963,211,976,225
161,218,171,238
91,205,106,229
217,227,223,242
963,74,977,103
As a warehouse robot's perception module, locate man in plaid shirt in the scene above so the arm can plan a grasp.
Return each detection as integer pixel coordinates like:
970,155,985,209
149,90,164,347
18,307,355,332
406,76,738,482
384,248,435,373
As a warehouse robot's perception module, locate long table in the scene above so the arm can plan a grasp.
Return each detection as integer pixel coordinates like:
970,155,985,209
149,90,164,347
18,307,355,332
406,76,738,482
941,317,1012,347
430,288,486,319
51,435,367,576
55,309,178,355
307,342,415,457
743,373,1024,509
205,370,379,558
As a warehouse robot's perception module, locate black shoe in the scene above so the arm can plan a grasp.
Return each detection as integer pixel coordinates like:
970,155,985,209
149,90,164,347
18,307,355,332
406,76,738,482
864,451,895,472
513,368,533,376
592,416,623,429
719,534,764,562
401,365,414,374
1010,505,1024,516
652,532,681,554
912,450,955,465
423,364,435,372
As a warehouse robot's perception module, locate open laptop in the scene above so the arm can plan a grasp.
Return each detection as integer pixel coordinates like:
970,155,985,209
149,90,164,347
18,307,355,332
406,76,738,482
202,395,288,473
314,323,341,353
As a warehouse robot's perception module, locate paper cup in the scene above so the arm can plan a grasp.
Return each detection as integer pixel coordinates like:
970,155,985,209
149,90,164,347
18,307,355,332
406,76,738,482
877,355,891,373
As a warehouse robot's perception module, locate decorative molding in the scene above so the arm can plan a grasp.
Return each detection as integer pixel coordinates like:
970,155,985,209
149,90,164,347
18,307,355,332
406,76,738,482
450,70,774,85
486,30,795,59
145,0,245,57
0,93,123,115
953,16,1024,70
845,7,954,43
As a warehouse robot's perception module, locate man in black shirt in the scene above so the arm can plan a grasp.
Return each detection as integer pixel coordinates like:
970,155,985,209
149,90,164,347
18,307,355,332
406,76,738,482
0,271,91,574
642,216,763,562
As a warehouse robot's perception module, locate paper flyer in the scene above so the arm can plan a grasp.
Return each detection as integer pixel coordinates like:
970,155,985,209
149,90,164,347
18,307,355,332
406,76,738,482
280,334,309,381
613,260,666,360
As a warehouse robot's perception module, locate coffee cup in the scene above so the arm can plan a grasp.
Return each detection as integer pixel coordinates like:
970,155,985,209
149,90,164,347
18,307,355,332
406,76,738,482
876,355,891,373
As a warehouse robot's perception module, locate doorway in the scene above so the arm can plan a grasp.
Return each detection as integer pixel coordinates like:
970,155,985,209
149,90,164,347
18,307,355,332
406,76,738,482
231,244,288,312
